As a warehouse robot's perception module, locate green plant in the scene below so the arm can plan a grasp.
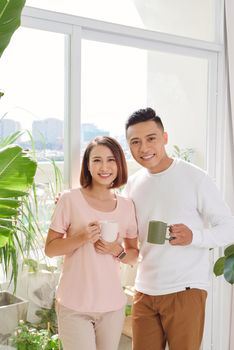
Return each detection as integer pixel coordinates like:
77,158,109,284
0,0,26,59
0,0,63,293
0,127,63,286
0,0,37,289
0,141,37,288
172,145,194,162
34,299,58,335
23,258,58,274
45,334,61,350
0,0,26,105
0,0,63,289
125,304,132,317
213,244,234,284
11,320,61,350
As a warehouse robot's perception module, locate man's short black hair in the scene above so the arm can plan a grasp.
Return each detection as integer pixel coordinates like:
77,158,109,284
125,107,164,131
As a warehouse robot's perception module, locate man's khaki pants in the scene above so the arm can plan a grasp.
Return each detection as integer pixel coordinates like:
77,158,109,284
132,288,207,350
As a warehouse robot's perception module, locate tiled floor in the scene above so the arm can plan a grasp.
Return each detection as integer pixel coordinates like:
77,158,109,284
119,334,132,350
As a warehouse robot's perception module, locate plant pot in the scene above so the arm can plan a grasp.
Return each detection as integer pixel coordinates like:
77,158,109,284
0,291,28,340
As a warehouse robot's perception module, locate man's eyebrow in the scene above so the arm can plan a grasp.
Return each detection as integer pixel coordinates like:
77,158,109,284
146,133,157,137
130,133,157,141
129,137,140,141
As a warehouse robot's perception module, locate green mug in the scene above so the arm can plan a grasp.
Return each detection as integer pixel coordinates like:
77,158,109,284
147,220,170,244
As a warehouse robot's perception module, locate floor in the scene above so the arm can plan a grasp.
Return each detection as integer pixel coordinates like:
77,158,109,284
119,334,132,350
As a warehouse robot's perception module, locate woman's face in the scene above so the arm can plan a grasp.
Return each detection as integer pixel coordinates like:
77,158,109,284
88,145,118,187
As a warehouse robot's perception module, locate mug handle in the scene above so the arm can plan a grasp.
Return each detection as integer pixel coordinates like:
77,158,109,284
166,225,175,241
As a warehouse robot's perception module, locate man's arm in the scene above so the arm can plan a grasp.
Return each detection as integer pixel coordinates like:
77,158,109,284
180,175,234,248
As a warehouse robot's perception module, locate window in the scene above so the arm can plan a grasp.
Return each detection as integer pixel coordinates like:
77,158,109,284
0,26,65,235
81,40,208,173
1,6,226,348
27,0,217,41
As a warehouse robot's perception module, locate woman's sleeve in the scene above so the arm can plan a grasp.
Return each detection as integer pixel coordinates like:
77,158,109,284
49,191,71,234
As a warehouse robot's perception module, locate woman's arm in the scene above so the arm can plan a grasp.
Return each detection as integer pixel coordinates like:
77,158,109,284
94,237,139,265
45,221,101,258
121,237,139,265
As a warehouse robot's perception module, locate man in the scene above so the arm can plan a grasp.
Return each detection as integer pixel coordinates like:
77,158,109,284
124,107,234,350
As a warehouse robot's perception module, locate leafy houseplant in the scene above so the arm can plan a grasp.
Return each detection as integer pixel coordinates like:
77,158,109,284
11,320,61,350
34,299,58,335
172,145,194,163
0,0,38,289
213,244,234,284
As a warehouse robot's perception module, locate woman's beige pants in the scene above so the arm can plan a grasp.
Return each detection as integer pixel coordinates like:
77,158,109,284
56,302,125,350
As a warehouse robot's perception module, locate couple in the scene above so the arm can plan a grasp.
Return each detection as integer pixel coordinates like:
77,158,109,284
45,107,234,350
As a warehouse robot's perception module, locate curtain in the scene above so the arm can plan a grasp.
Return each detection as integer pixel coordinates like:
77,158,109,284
224,1,234,218
224,1,234,349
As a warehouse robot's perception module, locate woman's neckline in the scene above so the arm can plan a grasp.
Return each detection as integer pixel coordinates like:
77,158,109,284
79,188,118,213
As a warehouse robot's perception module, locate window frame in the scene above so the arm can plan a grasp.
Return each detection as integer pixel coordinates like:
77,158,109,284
20,5,229,349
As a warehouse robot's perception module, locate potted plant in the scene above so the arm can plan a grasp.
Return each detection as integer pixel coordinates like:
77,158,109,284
0,1,38,343
0,291,29,343
213,244,234,284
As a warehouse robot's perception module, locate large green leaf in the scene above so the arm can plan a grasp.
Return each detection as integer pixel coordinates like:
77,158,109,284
224,244,234,257
0,144,37,233
224,254,234,284
0,0,26,58
0,145,37,197
213,256,226,276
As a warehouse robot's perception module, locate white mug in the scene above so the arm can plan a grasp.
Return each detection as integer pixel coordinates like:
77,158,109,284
100,221,118,242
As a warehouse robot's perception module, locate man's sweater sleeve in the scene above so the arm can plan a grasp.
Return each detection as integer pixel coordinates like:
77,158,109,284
191,174,234,248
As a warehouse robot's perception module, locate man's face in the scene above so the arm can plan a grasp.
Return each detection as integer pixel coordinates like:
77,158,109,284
126,120,170,173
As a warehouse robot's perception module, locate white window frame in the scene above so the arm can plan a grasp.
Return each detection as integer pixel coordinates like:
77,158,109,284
21,4,230,349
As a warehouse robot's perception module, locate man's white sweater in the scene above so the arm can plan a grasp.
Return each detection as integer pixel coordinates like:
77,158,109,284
124,158,234,295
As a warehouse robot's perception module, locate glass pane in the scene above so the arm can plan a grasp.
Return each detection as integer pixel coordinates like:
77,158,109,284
27,0,216,41
81,40,208,175
0,27,65,236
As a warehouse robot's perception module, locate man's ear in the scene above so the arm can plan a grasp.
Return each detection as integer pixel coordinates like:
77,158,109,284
163,131,168,145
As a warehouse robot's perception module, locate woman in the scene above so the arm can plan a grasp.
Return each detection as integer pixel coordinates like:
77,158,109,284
45,136,138,350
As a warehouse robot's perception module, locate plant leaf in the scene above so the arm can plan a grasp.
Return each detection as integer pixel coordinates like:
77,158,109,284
224,254,234,284
0,144,36,290
0,207,18,217
0,0,26,58
0,198,20,209
224,244,234,257
0,227,10,247
0,145,37,197
213,256,225,276
0,130,26,148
